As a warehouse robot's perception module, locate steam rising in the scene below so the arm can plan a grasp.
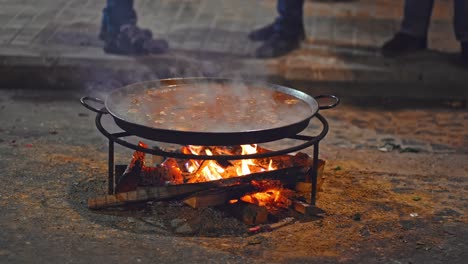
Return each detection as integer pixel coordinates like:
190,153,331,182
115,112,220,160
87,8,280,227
108,80,314,133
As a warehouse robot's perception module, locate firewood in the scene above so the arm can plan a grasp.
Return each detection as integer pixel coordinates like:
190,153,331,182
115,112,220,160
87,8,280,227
114,165,127,183
89,166,306,209
295,159,326,203
292,200,314,215
227,201,269,225
115,159,143,193
248,217,295,234
88,184,212,209
183,184,257,208
292,200,326,216
115,142,147,193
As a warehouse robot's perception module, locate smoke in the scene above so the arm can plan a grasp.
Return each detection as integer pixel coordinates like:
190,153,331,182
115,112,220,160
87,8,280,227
83,0,269,97
80,0,289,147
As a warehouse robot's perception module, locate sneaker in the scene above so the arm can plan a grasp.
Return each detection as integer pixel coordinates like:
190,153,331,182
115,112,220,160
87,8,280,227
248,22,305,42
462,42,468,66
255,33,302,58
381,32,427,57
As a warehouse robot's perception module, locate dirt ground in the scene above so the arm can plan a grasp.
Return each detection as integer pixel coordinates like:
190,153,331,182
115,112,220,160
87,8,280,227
0,88,466,263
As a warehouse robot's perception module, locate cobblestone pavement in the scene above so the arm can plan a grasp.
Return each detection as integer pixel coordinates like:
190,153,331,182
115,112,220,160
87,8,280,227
0,0,467,86
0,0,459,52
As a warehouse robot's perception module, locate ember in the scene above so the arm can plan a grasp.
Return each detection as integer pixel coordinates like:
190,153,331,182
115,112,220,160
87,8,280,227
112,142,306,210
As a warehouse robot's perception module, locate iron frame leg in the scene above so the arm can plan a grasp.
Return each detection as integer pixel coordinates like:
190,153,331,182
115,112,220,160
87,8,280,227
108,139,115,194
310,142,319,206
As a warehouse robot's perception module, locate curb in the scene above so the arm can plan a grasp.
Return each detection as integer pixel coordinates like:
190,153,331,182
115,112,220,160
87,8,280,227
1,45,467,100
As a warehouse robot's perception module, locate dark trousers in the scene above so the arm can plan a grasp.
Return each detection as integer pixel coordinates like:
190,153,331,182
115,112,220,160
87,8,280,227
101,0,136,36
101,0,306,38
401,0,468,42
274,0,305,36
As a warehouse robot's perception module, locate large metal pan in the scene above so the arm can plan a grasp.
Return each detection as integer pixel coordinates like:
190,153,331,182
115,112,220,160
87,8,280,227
81,78,339,146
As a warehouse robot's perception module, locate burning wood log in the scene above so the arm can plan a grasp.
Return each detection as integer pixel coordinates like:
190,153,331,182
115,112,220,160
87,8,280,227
294,159,326,203
88,184,212,209
115,145,145,193
183,184,257,208
240,180,294,209
227,200,269,225
115,143,184,193
293,200,315,215
252,146,313,169
89,166,306,209
248,217,295,234
293,200,326,216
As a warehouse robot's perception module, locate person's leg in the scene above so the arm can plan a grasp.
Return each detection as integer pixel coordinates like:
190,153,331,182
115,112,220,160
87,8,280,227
253,0,305,58
100,0,168,55
249,0,304,41
382,0,434,57
400,0,434,38
454,0,468,64
100,0,136,40
275,0,305,38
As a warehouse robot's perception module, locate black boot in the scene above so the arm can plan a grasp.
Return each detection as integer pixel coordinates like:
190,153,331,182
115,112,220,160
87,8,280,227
104,24,168,55
248,22,305,42
255,33,302,58
381,32,427,57
462,42,468,66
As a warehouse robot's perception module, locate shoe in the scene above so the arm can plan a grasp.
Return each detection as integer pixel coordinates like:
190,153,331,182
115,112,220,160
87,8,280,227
103,24,168,55
462,42,468,66
248,22,305,42
249,23,276,41
255,33,302,58
381,32,427,57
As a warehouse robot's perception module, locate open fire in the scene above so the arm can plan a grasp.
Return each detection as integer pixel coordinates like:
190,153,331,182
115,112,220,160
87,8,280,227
110,142,311,209
81,79,338,226
88,141,325,220
182,144,294,209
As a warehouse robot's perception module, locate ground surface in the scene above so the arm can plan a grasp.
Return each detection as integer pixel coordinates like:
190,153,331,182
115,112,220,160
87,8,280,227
0,88,466,263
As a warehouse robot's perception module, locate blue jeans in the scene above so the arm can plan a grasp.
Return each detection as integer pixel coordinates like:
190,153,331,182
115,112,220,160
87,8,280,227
101,0,136,37
401,0,468,42
274,0,305,37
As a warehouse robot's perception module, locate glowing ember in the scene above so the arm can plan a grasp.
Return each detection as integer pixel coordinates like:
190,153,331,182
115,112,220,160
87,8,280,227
240,180,294,209
179,145,293,208
115,142,305,210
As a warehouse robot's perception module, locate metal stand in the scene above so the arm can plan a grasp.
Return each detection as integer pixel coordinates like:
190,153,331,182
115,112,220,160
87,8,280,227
97,113,329,205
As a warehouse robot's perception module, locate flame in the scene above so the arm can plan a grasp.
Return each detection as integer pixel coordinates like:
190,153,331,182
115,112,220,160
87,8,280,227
200,148,224,181
185,144,277,181
268,159,274,171
182,145,290,208
237,144,259,176
123,142,297,209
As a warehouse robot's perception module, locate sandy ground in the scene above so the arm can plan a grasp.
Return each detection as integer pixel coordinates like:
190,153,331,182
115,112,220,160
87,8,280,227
0,88,467,263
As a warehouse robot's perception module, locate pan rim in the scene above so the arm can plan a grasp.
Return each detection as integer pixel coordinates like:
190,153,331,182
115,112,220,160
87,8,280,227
104,77,319,137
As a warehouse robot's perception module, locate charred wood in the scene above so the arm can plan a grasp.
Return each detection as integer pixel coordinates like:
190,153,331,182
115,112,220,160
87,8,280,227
293,200,326,216
89,166,305,209
226,201,269,225
88,184,211,209
183,184,257,208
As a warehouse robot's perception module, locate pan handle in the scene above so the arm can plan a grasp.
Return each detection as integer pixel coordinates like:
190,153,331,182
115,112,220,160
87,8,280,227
80,96,108,114
315,95,340,110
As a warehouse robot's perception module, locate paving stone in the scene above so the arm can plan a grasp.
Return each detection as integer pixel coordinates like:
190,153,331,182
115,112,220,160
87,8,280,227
0,0,466,87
